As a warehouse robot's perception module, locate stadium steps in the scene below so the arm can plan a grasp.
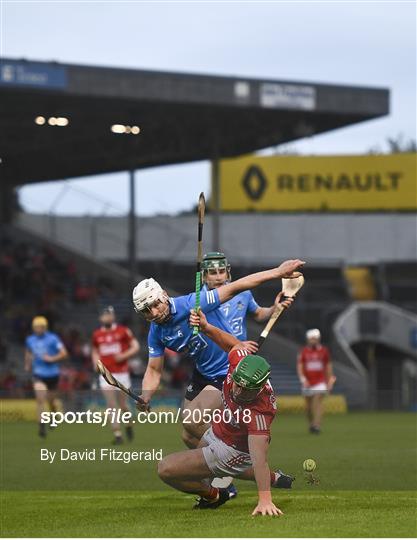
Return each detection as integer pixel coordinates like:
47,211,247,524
7,223,145,298
62,299,135,336
332,301,417,408
61,305,99,336
269,362,300,395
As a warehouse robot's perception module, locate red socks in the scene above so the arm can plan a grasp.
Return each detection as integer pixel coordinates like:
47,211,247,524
200,486,219,501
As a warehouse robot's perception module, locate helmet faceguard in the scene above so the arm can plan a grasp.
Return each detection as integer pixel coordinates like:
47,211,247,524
201,252,231,288
132,278,171,324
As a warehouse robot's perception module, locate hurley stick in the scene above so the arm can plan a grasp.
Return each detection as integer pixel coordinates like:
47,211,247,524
96,359,149,409
192,192,206,335
257,274,305,350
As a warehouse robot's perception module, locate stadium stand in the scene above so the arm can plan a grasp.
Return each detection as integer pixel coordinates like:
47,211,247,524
2,225,413,406
0,234,94,396
377,261,417,313
0,229,198,398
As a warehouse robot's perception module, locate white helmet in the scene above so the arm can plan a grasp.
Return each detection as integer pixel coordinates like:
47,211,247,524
132,278,164,313
306,328,321,340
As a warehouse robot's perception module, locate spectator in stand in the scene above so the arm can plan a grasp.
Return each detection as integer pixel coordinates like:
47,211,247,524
297,329,336,434
0,371,17,395
0,333,8,363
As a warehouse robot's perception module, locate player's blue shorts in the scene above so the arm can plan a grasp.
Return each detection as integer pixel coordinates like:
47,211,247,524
184,368,225,401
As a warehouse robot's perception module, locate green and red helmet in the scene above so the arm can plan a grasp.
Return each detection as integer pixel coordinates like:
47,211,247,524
232,354,271,390
201,252,231,281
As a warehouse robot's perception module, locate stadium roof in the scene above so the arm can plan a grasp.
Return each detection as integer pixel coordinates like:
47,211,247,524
0,58,389,185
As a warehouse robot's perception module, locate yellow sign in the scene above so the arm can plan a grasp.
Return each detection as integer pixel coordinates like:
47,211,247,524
218,153,417,211
0,399,37,421
277,395,347,414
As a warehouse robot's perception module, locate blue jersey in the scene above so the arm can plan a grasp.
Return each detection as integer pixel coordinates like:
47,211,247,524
148,288,233,379
26,332,64,378
203,285,259,341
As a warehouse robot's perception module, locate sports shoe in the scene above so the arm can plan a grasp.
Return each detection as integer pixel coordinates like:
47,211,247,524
272,469,295,489
193,488,230,510
309,426,321,435
126,426,134,441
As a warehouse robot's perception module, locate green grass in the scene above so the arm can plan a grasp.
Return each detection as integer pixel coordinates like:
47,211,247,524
1,412,416,537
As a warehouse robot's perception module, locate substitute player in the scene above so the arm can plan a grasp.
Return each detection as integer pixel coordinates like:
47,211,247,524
157,306,294,516
92,306,140,444
24,316,68,438
201,252,283,340
297,328,336,434
133,258,304,449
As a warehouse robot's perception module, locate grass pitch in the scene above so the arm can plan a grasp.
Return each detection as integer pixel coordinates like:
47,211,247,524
1,412,416,537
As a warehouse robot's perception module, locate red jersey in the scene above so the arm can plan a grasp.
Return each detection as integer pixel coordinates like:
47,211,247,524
92,324,134,373
212,348,277,453
298,345,330,386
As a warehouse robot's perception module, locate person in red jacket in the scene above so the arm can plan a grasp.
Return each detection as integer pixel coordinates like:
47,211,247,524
297,328,336,434
92,306,140,444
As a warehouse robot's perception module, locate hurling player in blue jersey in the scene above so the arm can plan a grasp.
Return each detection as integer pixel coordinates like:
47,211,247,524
24,316,68,438
201,252,284,341
132,258,304,449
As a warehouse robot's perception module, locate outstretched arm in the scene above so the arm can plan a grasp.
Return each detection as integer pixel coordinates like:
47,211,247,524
248,435,283,517
216,259,305,304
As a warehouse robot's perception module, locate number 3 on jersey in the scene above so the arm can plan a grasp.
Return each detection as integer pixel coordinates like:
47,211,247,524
230,317,243,337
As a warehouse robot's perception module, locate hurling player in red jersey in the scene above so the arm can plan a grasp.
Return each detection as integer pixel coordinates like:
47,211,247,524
157,296,295,516
92,306,140,444
297,328,336,434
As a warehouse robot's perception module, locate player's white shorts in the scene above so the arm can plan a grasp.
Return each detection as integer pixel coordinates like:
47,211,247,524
99,371,131,391
302,382,328,396
201,427,252,477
